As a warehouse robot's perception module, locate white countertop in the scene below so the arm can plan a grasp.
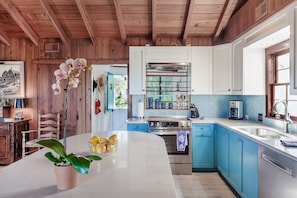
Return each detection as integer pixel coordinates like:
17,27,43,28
0,131,176,198
191,117,297,161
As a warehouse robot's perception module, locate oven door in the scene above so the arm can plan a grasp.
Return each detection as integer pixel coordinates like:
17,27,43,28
150,131,192,163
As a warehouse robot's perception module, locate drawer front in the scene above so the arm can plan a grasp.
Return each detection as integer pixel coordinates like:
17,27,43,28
192,124,213,136
127,123,148,132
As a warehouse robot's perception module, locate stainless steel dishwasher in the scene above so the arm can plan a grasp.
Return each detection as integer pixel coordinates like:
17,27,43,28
259,145,297,198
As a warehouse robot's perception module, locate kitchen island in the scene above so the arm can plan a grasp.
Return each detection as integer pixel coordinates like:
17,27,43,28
0,131,176,198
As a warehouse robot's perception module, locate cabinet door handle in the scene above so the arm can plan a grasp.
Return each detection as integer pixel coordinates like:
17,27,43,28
262,154,292,176
232,89,242,91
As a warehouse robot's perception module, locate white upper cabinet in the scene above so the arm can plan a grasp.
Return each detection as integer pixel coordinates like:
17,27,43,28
231,38,265,95
232,39,243,94
146,46,191,63
290,6,297,94
191,47,212,94
242,47,265,95
212,44,232,94
129,47,146,95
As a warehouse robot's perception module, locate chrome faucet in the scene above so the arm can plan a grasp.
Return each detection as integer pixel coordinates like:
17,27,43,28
273,100,292,133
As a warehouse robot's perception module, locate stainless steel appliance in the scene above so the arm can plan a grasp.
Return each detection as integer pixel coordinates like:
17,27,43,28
190,103,199,118
229,100,243,119
258,145,297,198
148,116,192,175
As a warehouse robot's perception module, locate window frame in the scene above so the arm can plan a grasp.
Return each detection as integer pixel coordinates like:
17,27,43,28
265,40,296,121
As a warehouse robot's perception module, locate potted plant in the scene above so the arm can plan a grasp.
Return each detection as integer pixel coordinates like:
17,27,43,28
37,139,101,190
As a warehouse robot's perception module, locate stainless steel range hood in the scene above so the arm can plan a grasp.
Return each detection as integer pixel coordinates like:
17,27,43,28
146,62,190,76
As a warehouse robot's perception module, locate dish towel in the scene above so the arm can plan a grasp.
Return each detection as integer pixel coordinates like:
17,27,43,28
177,131,188,151
280,139,297,147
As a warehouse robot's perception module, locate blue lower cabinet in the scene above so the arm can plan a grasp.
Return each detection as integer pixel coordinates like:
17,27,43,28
192,124,215,169
228,131,243,193
242,136,258,198
127,123,148,132
215,125,229,178
215,125,258,198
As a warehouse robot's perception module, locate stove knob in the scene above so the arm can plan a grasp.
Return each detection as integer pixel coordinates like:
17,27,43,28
187,122,191,127
156,122,160,127
180,122,185,128
150,122,154,127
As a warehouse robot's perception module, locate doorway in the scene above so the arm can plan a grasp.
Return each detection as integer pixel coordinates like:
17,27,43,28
91,64,128,134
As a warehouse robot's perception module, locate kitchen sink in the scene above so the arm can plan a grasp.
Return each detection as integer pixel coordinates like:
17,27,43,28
238,127,289,139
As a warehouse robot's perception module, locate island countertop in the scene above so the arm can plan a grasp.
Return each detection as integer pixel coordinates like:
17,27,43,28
0,131,176,198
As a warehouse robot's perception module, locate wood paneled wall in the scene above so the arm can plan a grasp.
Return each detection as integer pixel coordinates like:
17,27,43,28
0,0,294,134
219,0,294,43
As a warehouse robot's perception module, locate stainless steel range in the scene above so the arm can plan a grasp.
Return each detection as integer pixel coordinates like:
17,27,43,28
148,116,192,175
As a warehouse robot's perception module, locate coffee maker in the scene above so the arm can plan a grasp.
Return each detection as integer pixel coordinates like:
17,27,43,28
229,100,243,120
190,104,199,118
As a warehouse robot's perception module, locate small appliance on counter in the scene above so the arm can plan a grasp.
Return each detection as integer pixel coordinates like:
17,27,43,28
229,100,243,120
190,103,199,118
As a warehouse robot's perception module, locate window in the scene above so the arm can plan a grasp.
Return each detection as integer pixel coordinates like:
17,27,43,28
106,73,128,110
266,40,297,121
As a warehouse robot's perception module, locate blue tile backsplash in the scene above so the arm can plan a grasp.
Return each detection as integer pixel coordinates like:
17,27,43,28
132,94,266,122
132,94,297,134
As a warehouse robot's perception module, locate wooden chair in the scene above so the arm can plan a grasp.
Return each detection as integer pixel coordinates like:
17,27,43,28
21,112,60,158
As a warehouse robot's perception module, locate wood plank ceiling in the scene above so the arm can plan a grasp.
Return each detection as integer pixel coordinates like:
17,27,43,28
0,0,247,46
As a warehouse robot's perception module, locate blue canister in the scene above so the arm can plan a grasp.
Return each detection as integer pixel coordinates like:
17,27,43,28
148,97,153,109
161,101,166,109
155,99,160,109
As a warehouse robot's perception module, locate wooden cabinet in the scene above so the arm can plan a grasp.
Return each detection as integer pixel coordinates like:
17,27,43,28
129,47,146,95
127,123,148,132
191,47,212,94
0,119,29,164
212,44,232,94
146,46,191,63
192,124,215,169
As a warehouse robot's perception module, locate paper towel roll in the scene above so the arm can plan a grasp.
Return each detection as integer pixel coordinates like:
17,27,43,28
137,102,144,118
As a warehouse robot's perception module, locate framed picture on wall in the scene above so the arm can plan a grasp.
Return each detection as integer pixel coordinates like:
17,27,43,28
0,61,25,98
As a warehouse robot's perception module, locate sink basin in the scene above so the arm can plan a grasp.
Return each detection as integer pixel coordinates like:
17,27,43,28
238,127,288,139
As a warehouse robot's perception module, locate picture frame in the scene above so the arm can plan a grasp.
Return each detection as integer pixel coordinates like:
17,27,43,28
0,61,25,98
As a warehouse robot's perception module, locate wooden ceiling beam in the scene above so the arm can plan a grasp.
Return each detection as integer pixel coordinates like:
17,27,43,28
0,31,10,46
75,0,96,45
39,0,69,46
113,0,127,44
0,0,39,46
152,0,157,44
183,0,195,45
213,0,238,42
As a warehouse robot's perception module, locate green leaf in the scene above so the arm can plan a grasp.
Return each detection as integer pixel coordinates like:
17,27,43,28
85,155,102,161
66,154,90,174
44,152,63,164
37,139,67,158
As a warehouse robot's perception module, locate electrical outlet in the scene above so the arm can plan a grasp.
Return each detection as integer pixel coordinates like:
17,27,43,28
258,113,263,122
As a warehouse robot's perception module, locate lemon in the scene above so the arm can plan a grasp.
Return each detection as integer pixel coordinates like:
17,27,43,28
91,145,97,153
109,134,118,144
106,144,115,152
99,137,108,144
96,143,106,154
89,135,100,145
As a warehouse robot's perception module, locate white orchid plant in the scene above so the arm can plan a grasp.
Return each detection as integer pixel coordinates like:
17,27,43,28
51,58,90,148
52,58,88,95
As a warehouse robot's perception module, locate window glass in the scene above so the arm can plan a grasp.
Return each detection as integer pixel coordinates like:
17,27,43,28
274,85,286,100
277,53,289,83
